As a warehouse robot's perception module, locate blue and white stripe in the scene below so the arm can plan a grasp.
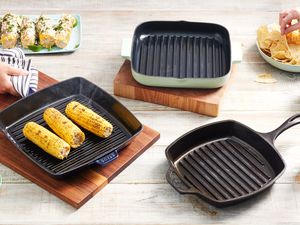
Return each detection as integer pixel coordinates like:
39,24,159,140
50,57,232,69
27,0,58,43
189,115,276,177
0,48,38,97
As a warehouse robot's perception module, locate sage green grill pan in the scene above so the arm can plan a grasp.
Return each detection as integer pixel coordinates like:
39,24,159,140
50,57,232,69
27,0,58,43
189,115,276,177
122,21,242,88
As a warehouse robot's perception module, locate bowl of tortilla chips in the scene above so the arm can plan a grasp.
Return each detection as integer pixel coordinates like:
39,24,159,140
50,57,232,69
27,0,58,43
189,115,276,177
257,24,300,72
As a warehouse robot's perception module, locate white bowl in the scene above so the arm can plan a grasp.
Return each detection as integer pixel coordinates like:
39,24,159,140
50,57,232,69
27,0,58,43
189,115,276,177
256,41,300,73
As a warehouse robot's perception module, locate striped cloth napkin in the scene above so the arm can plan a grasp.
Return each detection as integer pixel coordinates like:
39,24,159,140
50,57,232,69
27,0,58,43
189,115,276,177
0,48,38,97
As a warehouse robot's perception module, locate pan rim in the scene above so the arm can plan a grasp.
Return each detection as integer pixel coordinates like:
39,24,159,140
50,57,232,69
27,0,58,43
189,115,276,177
130,20,232,86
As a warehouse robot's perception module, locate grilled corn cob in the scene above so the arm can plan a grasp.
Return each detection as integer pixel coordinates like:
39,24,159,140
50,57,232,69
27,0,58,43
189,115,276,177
54,14,76,48
20,16,36,48
36,15,55,48
23,122,70,160
1,13,20,48
65,101,113,138
44,108,85,148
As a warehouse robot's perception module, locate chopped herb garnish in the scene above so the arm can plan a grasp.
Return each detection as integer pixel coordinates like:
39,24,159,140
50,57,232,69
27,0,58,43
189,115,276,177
28,45,43,52
54,24,63,31
75,43,79,48
7,24,15,32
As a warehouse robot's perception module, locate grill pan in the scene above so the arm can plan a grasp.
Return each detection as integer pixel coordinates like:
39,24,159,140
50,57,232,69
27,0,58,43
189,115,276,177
165,114,300,207
121,21,242,88
0,77,143,177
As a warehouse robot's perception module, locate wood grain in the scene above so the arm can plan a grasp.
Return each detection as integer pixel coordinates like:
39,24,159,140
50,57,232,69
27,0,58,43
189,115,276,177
0,72,160,208
114,60,237,116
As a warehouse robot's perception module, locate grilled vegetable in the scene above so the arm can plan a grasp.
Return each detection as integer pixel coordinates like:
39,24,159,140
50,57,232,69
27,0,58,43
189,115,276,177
23,122,70,160
65,101,113,138
54,14,76,48
20,16,36,48
1,13,20,48
44,108,85,148
36,15,55,48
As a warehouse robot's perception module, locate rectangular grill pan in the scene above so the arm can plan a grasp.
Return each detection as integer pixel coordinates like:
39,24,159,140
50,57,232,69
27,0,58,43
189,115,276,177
0,77,143,177
165,114,300,207
121,21,242,88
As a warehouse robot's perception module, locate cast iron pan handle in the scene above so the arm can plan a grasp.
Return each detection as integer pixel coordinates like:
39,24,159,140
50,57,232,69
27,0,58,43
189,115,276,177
166,166,198,195
261,113,300,145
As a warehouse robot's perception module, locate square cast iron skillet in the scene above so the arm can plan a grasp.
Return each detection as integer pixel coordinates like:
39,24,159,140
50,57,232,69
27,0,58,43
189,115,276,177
166,114,300,207
0,77,143,178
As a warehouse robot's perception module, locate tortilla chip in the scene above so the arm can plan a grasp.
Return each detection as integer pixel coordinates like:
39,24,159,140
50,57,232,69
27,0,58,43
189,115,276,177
255,73,277,84
257,24,300,65
257,26,271,49
269,40,291,60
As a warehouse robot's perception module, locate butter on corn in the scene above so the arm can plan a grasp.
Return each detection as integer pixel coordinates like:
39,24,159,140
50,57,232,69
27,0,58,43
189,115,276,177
65,101,113,138
23,122,70,160
43,108,85,148
54,14,76,48
20,16,36,48
36,15,55,48
1,13,20,48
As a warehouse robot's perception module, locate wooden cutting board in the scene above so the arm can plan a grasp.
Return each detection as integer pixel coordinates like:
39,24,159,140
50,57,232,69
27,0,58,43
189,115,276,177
114,60,237,117
0,72,160,208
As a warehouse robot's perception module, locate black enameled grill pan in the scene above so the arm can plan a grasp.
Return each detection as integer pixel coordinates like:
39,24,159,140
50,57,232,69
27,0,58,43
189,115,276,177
0,77,143,177
165,114,300,207
121,21,242,88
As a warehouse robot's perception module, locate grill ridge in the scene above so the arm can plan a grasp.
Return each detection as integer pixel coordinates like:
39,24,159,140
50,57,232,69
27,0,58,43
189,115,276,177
186,155,238,199
200,147,252,194
207,143,258,191
224,140,271,180
215,141,267,186
192,151,246,196
179,161,224,200
6,95,131,175
176,138,274,201
136,34,227,79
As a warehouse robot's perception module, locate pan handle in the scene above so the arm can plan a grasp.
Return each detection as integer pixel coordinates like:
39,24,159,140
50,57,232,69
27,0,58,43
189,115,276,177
121,38,132,60
231,42,242,64
166,166,198,195
261,114,300,144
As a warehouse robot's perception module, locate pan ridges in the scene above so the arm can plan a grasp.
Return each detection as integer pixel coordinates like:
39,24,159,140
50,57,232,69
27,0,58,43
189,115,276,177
7,96,130,175
135,34,228,79
176,138,274,201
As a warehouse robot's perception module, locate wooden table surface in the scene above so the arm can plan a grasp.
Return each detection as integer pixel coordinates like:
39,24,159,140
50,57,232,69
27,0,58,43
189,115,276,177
1,1,300,224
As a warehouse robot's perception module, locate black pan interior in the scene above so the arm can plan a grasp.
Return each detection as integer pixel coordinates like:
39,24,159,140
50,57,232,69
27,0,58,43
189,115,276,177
0,77,143,177
166,121,285,203
131,21,231,79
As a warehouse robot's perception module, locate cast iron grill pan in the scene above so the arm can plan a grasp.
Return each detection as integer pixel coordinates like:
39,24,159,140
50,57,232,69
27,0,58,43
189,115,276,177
166,115,300,207
7,96,129,175
131,21,231,79
0,77,143,177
